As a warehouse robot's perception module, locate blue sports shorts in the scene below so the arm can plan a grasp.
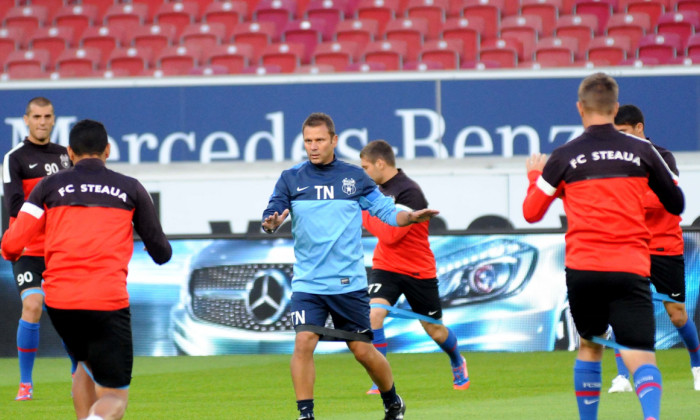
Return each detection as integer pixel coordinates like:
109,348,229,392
290,289,372,337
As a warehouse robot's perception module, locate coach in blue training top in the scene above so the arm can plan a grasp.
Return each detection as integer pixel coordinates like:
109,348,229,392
262,112,437,420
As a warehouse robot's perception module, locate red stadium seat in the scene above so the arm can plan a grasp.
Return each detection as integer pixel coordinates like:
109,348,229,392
180,22,228,50
625,0,667,26
204,43,254,73
356,0,401,34
686,32,700,55
479,37,519,67
4,6,49,36
24,0,63,20
0,27,25,69
384,17,429,61
5,49,51,75
312,40,360,70
533,35,578,64
129,24,178,61
55,47,101,77
441,16,484,62
587,34,632,63
254,0,298,40
655,11,699,48
203,1,247,35
405,0,450,39
500,14,544,61
80,0,116,18
81,25,126,69
305,0,348,37
555,13,598,51
637,32,681,61
605,12,651,49
108,46,153,75
573,0,617,33
104,3,148,34
54,5,99,43
28,26,74,69
460,0,504,38
520,0,563,36
282,18,327,63
154,2,200,38
156,45,203,75
363,39,408,69
620,55,659,64
334,18,379,50
419,38,462,68
130,0,165,21
260,41,305,72
232,22,277,62
676,0,700,15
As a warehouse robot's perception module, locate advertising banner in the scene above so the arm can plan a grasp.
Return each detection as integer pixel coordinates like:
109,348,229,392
1,72,698,164
1,231,698,357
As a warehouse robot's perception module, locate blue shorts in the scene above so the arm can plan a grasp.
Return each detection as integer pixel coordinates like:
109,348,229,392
290,289,372,337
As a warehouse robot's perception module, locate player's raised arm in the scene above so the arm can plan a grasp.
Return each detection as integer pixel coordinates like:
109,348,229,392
522,153,560,223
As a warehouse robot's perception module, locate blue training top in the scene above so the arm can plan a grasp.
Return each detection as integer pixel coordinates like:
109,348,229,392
263,157,400,295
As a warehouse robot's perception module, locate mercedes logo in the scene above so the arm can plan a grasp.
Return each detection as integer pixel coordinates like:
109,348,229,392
245,269,290,324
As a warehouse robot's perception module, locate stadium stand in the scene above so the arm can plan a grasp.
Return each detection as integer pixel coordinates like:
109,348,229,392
55,47,101,77
0,0,698,77
108,46,154,76
156,45,203,75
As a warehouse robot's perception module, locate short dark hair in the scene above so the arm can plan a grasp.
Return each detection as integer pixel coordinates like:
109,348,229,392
302,112,335,137
360,139,396,167
578,72,618,115
615,104,645,127
25,97,53,115
69,119,108,156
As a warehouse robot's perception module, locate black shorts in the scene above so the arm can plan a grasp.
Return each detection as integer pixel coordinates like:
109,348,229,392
12,256,45,297
368,269,442,319
46,306,133,389
566,268,655,351
650,254,685,303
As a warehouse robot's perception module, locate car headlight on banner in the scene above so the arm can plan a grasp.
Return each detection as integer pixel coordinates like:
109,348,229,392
437,239,537,306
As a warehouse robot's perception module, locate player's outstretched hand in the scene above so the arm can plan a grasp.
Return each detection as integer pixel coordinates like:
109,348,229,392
526,153,547,172
412,209,440,223
262,209,290,233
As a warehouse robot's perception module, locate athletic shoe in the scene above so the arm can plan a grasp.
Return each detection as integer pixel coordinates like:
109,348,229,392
15,382,33,401
296,414,314,420
384,395,406,420
366,383,380,395
452,356,470,390
692,366,700,391
608,375,633,393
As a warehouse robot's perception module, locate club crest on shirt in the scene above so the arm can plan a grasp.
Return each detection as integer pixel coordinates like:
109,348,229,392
60,154,71,168
342,178,356,195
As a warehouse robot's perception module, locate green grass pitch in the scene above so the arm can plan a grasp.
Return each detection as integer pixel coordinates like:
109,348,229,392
1,349,696,419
